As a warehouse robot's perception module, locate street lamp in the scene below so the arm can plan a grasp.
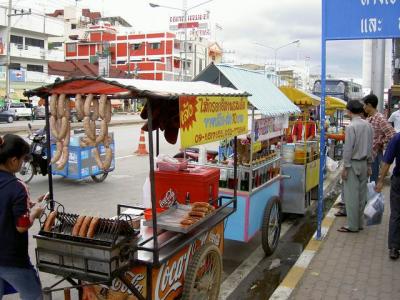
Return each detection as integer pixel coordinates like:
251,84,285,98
254,40,300,84
149,0,213,81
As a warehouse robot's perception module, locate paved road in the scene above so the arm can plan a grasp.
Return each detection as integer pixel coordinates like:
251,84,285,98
2,124,313,300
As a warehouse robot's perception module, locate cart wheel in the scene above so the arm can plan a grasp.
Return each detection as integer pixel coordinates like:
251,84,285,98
16,161,34,184
261,196,281,256
91,172,108,183
182,243,222,300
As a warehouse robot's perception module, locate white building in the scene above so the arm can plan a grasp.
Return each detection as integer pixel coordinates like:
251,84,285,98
0,5,64,100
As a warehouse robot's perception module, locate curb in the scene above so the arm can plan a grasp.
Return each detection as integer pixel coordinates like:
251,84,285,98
269,194,341,300
0,119,145,134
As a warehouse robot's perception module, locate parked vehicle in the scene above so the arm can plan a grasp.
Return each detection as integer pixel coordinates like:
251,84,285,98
9,102,32,120
0,106,16,123
33,105,46,119
16,124,48,183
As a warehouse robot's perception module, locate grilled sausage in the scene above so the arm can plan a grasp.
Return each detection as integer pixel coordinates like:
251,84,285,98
189,211,206,218
96,120,107,144
99,94,107,119
103,147,113,170
92,147,104,170
192,202,210,208
83,117,95,140
90,98,99,121
43,211,57,232
55,146,69,170
50,94,58,116
192,206,209,214
181,219,195,226
84,94,94,117
50,115,59,140
51,141,63,164
57,94,66,119
75,94,84,120
58,116,69,140
72,215,85,236
105,100,112,123
86,217,100,238
78,216,93,237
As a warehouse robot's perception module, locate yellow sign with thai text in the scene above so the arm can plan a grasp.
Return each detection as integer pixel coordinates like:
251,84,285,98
179,96,248,148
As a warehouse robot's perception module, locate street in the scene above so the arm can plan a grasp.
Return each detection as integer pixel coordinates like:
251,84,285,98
0,123,331,300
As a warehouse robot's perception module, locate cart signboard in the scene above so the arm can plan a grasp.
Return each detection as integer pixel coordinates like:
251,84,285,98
82,222,224,300
179,96,248,148
254,116,288,142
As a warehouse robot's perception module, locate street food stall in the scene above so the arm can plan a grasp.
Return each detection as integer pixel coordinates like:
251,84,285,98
24,77,249,300
325,96,346,160
193,64,301,253
278,86,321,214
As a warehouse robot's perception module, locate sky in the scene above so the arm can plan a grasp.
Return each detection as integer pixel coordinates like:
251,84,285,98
25,0,366,80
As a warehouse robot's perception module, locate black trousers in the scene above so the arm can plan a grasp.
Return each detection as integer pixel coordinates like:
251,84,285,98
389,175,400,249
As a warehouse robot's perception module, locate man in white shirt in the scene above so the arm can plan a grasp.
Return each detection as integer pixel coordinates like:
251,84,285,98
388,104,400,133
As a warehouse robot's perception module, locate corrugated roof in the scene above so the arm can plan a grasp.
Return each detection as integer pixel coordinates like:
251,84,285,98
24,76,249,99
194,64,300,116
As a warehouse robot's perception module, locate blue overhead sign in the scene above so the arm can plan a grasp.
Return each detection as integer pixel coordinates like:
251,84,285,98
325,0,400,40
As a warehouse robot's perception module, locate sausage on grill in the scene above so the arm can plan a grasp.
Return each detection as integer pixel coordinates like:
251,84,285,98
72,215,85,236
43,211,57,232
86,217,100,238
78,216,93,237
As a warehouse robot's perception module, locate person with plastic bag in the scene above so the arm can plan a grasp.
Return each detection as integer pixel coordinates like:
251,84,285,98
375,132,400,259
338,100,373,233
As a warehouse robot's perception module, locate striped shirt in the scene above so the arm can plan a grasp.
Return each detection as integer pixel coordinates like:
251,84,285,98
367,112,396,158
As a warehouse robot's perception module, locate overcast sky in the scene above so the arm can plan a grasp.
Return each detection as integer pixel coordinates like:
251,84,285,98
30,0,366,80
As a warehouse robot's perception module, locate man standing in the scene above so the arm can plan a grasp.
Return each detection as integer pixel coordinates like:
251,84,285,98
375,132,400,259
363,94,396,183
388,104,400,133
338,100,373,233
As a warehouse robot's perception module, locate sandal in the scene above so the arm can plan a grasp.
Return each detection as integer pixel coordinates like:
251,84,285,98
334,211,347,217
337,226,358,233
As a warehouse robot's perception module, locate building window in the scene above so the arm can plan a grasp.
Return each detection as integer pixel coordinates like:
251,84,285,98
27,64,44,72
66,43,77,52
9,63,21,70
10,35,23,45
25,37,44,48
131,43,142,51
116,60,126,65
150,42,161,50
71,24,77,29
149,58,161,62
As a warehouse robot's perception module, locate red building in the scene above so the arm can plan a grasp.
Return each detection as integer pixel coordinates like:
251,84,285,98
65,23,197,80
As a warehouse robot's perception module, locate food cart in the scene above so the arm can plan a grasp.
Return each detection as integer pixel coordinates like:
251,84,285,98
192,64,301,253
278,86,321,215
325,96,346,160
24,77,249,300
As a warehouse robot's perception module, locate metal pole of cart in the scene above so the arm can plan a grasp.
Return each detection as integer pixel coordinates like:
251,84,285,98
44,95,55,210
317,6,327,239
233,136,238,208
249,108,255,194
146,98,159,263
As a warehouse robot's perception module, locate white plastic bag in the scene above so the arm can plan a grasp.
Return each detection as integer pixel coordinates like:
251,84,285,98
142,176,152,208
326,156,339,172
364,183,384,226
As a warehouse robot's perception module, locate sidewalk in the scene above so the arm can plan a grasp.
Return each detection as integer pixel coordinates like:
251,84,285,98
287,183,400,300
0,113,144,134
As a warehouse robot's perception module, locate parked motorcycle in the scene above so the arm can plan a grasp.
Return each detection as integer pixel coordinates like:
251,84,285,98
173,147,218,163
17,124,49,183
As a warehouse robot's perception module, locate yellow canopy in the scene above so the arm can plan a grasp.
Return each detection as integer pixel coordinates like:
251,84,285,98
279,86,320,107
326,96,346,110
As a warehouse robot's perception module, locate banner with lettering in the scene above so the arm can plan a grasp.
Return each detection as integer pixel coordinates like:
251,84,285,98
179,96,248,148
254,115,288,141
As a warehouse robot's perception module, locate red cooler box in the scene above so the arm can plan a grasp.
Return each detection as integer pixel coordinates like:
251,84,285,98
154,166,220,208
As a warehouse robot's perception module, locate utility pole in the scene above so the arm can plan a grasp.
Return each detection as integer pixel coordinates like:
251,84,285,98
4,0,31,103
5,0,12,103
371,39,386,113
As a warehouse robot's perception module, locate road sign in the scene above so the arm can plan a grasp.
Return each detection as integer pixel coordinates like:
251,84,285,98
325,0,400,40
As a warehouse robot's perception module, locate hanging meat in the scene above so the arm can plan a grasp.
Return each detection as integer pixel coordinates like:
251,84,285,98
50,94,71,170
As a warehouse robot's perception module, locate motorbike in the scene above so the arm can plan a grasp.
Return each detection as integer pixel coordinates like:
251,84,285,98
173,147,218,163
17,124,49,183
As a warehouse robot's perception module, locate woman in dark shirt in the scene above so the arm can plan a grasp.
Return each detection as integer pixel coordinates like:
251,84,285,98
0,134,45,300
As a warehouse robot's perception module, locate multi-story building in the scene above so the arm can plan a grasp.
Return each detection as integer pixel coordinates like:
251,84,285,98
0,5,64,100
48,6,216,81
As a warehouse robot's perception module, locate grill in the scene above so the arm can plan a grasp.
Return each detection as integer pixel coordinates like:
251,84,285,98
34,203,140,282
